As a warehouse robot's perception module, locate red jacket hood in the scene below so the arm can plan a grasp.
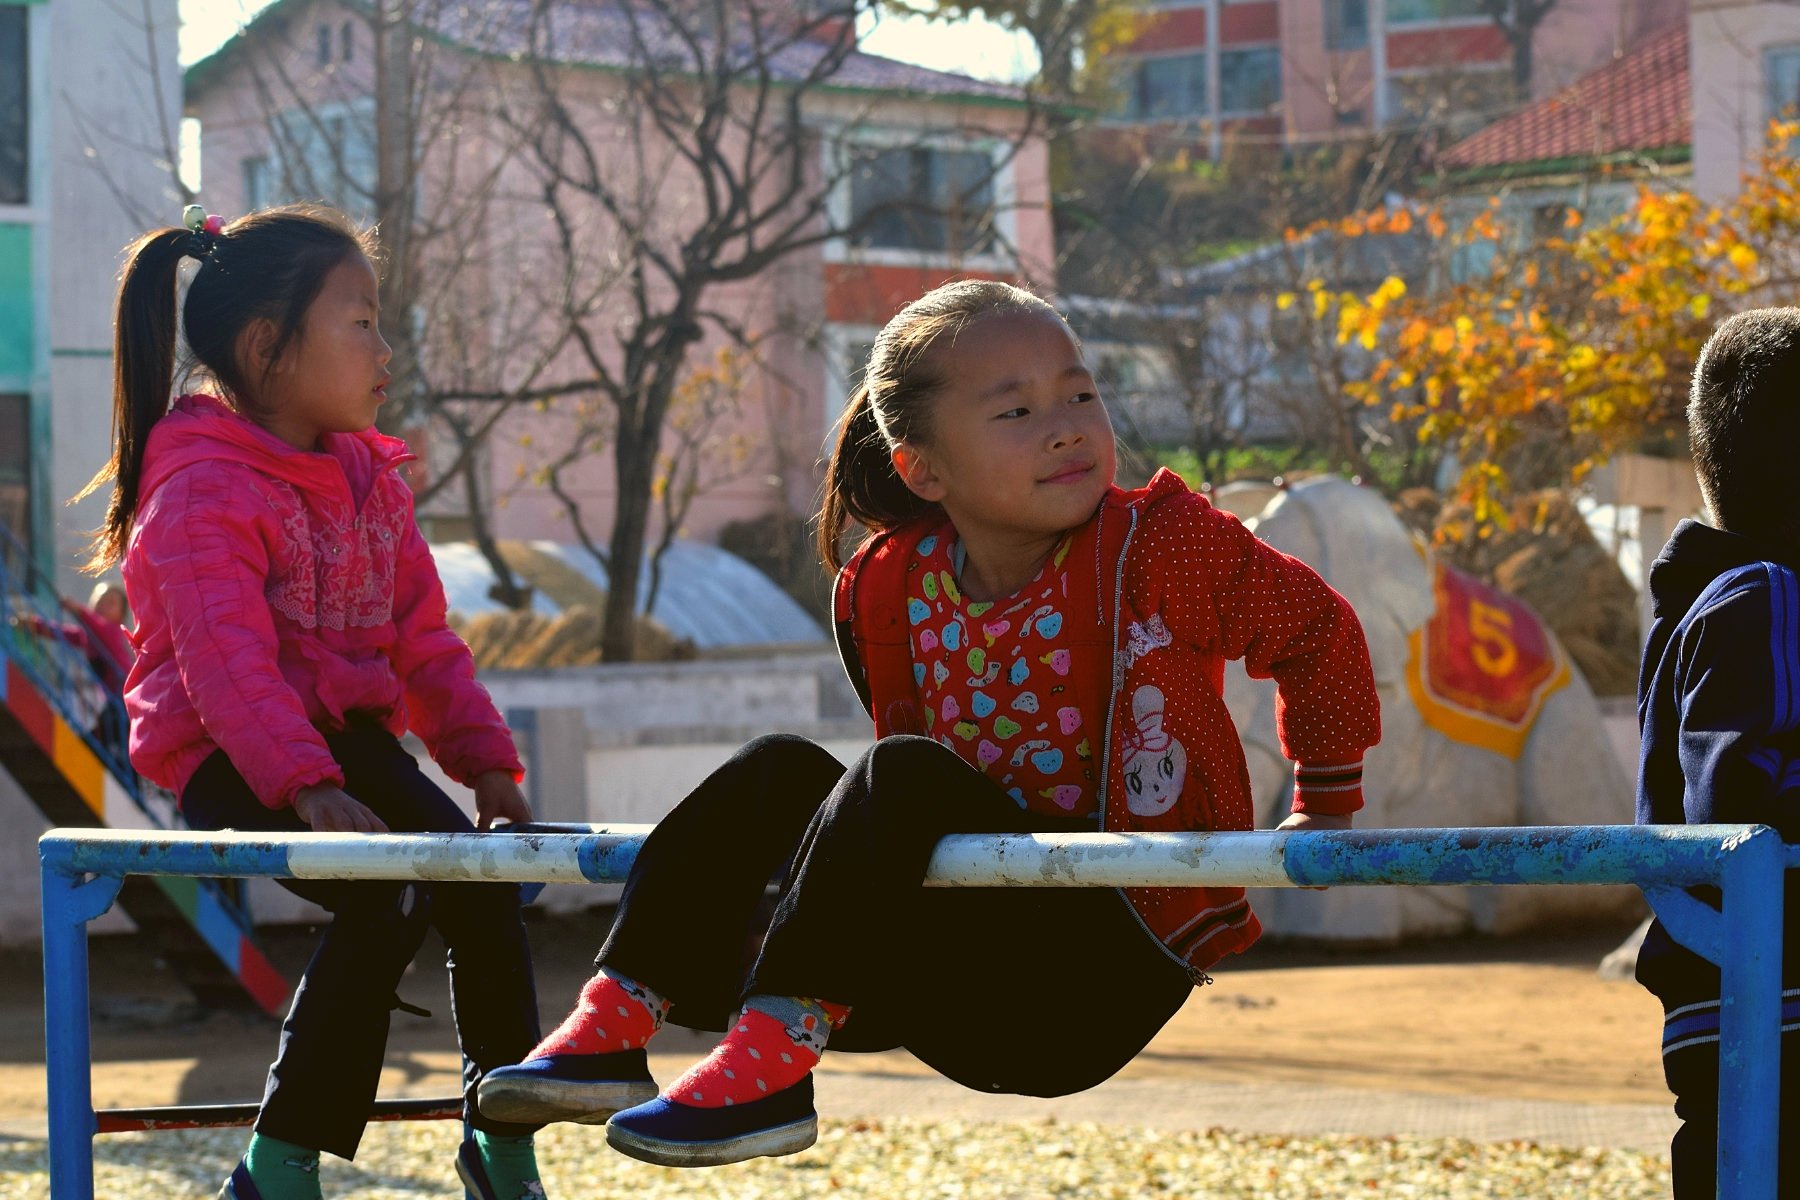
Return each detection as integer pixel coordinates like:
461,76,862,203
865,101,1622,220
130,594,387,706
137,394,413,507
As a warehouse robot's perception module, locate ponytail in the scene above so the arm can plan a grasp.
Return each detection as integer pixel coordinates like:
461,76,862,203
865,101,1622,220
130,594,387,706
817,382,933,572
75,203,377,573
77,228,193,572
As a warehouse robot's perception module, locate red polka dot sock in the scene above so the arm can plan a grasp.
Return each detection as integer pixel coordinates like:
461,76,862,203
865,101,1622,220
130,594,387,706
529,967,669,1058
662,995,851,1109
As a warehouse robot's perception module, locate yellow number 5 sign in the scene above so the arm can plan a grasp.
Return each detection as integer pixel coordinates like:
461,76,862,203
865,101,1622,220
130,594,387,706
1405,562,1570,759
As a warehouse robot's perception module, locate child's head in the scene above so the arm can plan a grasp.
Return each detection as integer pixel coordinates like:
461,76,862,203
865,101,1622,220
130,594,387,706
87,582,127,625
817,279,1114,571
1688,307,1800,547
81,203,383,570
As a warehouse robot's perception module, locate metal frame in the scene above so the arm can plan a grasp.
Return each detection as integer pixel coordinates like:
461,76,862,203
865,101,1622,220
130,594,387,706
39,822,1798,1198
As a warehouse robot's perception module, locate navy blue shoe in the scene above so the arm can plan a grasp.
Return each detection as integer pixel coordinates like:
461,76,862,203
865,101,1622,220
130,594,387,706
605,1074,818,1167
477,1048,659,1125
454,1139,499,1200
217,1160,266,1200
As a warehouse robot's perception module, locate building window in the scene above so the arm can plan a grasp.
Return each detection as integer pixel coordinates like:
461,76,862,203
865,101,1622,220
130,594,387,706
0,394,28,547
1220,46,1281,113
847,145,997,257
1128,52,1207,119
243,156,271,211
1767,46,1800,122
274,104,376,216
1326,0,1369,50
341,20,354,63
316,23,332,66
0,7,26,206
1388,0,1487,24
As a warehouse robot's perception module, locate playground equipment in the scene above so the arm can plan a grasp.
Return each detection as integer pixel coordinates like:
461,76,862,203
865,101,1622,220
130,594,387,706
1,519,286,1012
39,821,1797,1199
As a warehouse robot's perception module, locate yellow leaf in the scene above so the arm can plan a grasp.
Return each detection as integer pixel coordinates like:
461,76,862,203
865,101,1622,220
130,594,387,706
1690,294,1712,319
1430,326,1457,355
1313,289,1331,320
1275,292,1297,311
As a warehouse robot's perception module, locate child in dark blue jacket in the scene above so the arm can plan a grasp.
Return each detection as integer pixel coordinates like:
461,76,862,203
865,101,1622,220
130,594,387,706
1637,307,1800,1197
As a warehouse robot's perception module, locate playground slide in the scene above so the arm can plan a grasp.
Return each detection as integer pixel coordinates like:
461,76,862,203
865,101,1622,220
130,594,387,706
1,520,287,1014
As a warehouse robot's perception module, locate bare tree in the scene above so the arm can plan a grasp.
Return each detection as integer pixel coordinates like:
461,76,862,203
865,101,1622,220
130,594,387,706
496,0,1043,660
200,0,573,606
1478,0,1560,99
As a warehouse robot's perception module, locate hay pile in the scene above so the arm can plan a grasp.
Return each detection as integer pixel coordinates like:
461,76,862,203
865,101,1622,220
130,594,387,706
450,541,695,667
1397,489,1641,696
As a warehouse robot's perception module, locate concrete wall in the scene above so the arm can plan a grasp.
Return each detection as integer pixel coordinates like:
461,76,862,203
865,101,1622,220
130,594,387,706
5,641,1654,950
0,650,872,941
1691,0,1800,201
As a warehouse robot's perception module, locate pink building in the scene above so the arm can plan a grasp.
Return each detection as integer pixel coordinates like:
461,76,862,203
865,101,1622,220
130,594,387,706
184,0,1055,548
1688,0,1800,201
1108,0,1686,158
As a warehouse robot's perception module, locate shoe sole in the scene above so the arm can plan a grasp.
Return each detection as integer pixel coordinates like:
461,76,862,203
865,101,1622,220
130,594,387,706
477,1076,660,1125
605,1114,819,1167
453,1154,489,1200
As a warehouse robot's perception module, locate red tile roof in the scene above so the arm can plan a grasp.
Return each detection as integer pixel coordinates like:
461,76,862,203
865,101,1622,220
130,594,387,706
1437,23,1689,173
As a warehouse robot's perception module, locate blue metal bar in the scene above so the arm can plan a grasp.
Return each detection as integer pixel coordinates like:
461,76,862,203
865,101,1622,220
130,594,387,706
39,824,1747,889
1715,826,1785,1199
42,860,122,1200
36,822,1793,1200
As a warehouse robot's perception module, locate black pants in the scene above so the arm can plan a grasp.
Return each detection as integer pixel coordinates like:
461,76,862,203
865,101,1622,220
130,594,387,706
1665,1025,1800,1197
599,734,1194,1097
181,725,542,1159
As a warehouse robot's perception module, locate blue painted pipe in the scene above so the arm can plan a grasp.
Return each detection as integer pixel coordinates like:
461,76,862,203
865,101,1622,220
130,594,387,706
37,822,1795,1200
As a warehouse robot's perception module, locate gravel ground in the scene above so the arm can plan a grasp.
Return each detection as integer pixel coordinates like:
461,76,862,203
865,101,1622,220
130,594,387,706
0,1116,1669,1199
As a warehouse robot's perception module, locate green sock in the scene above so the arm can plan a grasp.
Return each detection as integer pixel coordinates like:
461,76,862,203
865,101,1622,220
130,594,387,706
474,1129,544,1199
242,1133,321,1200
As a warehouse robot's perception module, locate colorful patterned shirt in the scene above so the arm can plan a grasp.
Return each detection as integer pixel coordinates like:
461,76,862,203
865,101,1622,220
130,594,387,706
906,528,1097,817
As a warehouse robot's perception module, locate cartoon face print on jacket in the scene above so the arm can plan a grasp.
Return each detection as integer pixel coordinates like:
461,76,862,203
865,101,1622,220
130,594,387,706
1121,684,1188,817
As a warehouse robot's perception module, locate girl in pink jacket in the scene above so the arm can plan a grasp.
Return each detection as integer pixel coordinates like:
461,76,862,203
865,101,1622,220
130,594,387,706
79,204,546,1200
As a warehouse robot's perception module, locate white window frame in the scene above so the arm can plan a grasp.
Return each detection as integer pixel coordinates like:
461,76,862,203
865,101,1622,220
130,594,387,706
822,126,1018,272
820,321,881,438
269,97,378,219
1766,44,1800,124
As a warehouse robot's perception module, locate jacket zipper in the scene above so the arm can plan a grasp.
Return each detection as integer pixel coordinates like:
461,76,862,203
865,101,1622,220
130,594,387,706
1096,503,1214,988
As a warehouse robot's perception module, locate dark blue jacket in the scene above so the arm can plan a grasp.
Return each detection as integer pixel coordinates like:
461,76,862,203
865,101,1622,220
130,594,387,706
1635,518,1800,1005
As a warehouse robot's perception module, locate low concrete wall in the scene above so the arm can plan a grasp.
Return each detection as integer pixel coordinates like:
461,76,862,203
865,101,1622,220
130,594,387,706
0,651,873,941
2,651,1650,948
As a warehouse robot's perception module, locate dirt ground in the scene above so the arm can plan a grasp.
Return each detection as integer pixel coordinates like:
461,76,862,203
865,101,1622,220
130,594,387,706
0,907,1668,1124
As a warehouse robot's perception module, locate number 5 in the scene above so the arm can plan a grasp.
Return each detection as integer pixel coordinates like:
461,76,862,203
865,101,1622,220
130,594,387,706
1470,601,1517,677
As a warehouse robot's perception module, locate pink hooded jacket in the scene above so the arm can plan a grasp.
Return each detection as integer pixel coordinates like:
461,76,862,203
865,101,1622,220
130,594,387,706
121,395,523,808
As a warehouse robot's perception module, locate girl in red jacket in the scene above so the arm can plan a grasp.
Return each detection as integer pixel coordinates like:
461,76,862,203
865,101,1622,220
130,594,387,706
481,280,1382,1169
82,205,545,1200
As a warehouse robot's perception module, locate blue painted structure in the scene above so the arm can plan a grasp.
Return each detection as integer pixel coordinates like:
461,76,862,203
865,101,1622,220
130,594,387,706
38,822,1800,1198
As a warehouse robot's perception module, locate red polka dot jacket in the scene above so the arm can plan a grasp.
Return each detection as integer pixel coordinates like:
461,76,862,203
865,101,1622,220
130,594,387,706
834,469,1382,976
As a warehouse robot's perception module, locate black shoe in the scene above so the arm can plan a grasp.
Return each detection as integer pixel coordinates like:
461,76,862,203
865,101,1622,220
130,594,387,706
477,1048,659,1125
604,1074,818,1168
217,1160,267,1199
